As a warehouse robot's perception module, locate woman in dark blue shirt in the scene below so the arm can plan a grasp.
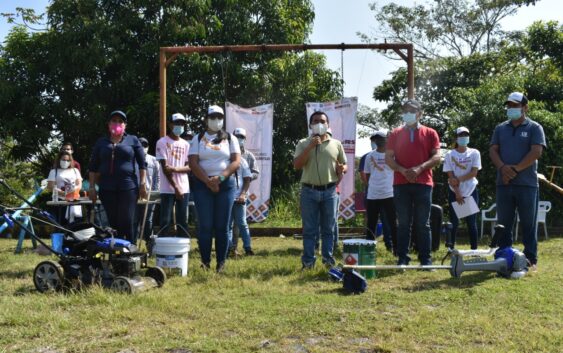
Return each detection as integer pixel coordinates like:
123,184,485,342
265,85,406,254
88,110,147,242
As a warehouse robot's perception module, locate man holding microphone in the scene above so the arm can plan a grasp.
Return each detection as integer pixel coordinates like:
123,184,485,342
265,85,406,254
294,111,347,270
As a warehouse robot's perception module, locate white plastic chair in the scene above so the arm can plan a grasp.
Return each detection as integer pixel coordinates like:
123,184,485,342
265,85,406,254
480,203,497,238
515,201,552,240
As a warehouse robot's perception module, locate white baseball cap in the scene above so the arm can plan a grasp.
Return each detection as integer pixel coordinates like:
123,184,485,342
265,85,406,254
455,127,469,135
233,127,246,137
371,129,389,139
170,113,186,122
207,105,224,116
505,92,528,105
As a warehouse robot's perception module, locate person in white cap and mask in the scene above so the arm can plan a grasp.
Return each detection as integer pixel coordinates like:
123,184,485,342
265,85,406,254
489,92,546,270
189,104,241,273
133,137,160,244
363,129,397,255
228,127,259,256
156,113,191,238
294,111,347,270
443,127,481,249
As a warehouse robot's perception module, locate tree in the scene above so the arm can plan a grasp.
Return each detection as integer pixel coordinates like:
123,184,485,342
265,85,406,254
0,0,341,188
360,0,538,59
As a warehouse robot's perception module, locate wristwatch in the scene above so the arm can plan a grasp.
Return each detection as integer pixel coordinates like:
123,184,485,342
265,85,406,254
219,175,226,182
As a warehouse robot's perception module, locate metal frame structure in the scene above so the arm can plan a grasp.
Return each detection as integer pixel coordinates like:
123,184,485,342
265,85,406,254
159,43,415,136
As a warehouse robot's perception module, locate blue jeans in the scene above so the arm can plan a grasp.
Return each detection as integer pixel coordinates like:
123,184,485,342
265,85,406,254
334,193,340,248
366,197,397,251
192,176,236,266
393,184,433,265
300,184,338,267
448,188,479,249
159,193,190,237
496,185,539,264
229,202,252,250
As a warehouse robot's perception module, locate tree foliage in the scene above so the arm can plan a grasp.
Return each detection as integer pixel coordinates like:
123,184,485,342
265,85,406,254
361,0,538,59
364,11,563,220
0,0,342,187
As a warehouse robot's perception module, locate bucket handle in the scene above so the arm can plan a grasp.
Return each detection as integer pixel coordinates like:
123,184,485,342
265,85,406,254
156,223,190,239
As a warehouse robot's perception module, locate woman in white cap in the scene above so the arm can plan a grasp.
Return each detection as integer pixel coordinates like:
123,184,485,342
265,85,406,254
442,127,481,249
188,105,241,272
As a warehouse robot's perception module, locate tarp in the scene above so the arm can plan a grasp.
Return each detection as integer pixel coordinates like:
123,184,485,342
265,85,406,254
225,102,274,222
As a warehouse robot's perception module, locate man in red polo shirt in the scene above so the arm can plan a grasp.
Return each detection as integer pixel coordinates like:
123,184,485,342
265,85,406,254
385,100,441,267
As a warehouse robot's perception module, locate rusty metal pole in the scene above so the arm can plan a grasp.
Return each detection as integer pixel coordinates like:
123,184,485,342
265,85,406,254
159,50,167,137
158,43,416,128
407,44,414,99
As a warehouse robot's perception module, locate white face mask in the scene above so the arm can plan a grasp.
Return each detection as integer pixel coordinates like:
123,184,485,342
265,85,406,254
402,112,417,125
208,118,224,132
60,160,71,169
311,123,328,136
143,147,149,155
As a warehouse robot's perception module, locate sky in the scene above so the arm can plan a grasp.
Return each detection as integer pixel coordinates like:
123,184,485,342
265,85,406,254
1,0,561,155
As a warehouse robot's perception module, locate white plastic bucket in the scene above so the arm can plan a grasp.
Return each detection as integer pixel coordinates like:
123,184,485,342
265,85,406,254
154,237,190,277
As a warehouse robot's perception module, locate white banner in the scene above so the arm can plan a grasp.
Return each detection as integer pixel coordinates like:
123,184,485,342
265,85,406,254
226,102,273,222
306,97,357,220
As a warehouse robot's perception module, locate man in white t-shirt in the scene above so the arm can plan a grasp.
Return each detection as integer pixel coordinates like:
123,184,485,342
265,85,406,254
363,129,397,254
443,126,482,249
156,113,191,237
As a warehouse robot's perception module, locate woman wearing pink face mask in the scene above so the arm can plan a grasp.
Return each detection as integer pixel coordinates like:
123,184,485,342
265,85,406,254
88,110,147,242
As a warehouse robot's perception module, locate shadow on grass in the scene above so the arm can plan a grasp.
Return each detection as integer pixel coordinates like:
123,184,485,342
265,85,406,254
14,285,36,295
0,269,31,279
254,247,303,257
399,271,496,292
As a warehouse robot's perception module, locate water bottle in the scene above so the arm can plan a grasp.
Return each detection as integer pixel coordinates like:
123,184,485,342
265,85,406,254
52,187,57,202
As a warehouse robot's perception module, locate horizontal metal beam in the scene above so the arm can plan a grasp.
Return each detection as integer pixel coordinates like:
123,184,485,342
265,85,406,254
160,43,413,55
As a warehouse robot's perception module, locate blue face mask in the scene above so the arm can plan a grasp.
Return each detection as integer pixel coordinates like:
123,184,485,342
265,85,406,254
239,139,246,148
371,142,377,150
172,125,184,136
402,112,417,125
506,108,522,120
457,136,470,146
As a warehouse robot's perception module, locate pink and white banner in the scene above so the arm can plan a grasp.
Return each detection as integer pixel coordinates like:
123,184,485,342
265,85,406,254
306,97,358,220
226,102,273,222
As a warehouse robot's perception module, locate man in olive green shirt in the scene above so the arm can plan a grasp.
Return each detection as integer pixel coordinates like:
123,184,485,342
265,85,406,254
294,111,347,269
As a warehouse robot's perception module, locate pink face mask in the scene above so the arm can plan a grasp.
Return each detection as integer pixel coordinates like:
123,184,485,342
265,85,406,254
109,122,125,136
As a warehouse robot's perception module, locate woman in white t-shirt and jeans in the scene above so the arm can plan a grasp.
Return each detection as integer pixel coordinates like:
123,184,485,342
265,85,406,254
443,127,481,249
188,105,241,273
47,150,82,225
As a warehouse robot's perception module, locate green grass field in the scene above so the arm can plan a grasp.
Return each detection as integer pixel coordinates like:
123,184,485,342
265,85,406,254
0,236,562,353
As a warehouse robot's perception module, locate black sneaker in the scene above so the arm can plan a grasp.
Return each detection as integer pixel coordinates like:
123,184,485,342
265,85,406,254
228,248,240,259
216,262,226,273
200,263,211,271
301,263,314,271
245,248,255,256
421,262,435,272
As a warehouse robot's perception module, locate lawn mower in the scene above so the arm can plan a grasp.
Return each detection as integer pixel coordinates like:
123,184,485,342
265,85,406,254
0,178,166,294
333,224,529,293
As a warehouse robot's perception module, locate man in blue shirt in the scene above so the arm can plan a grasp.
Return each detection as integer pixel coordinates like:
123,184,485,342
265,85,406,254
489,92,546,270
